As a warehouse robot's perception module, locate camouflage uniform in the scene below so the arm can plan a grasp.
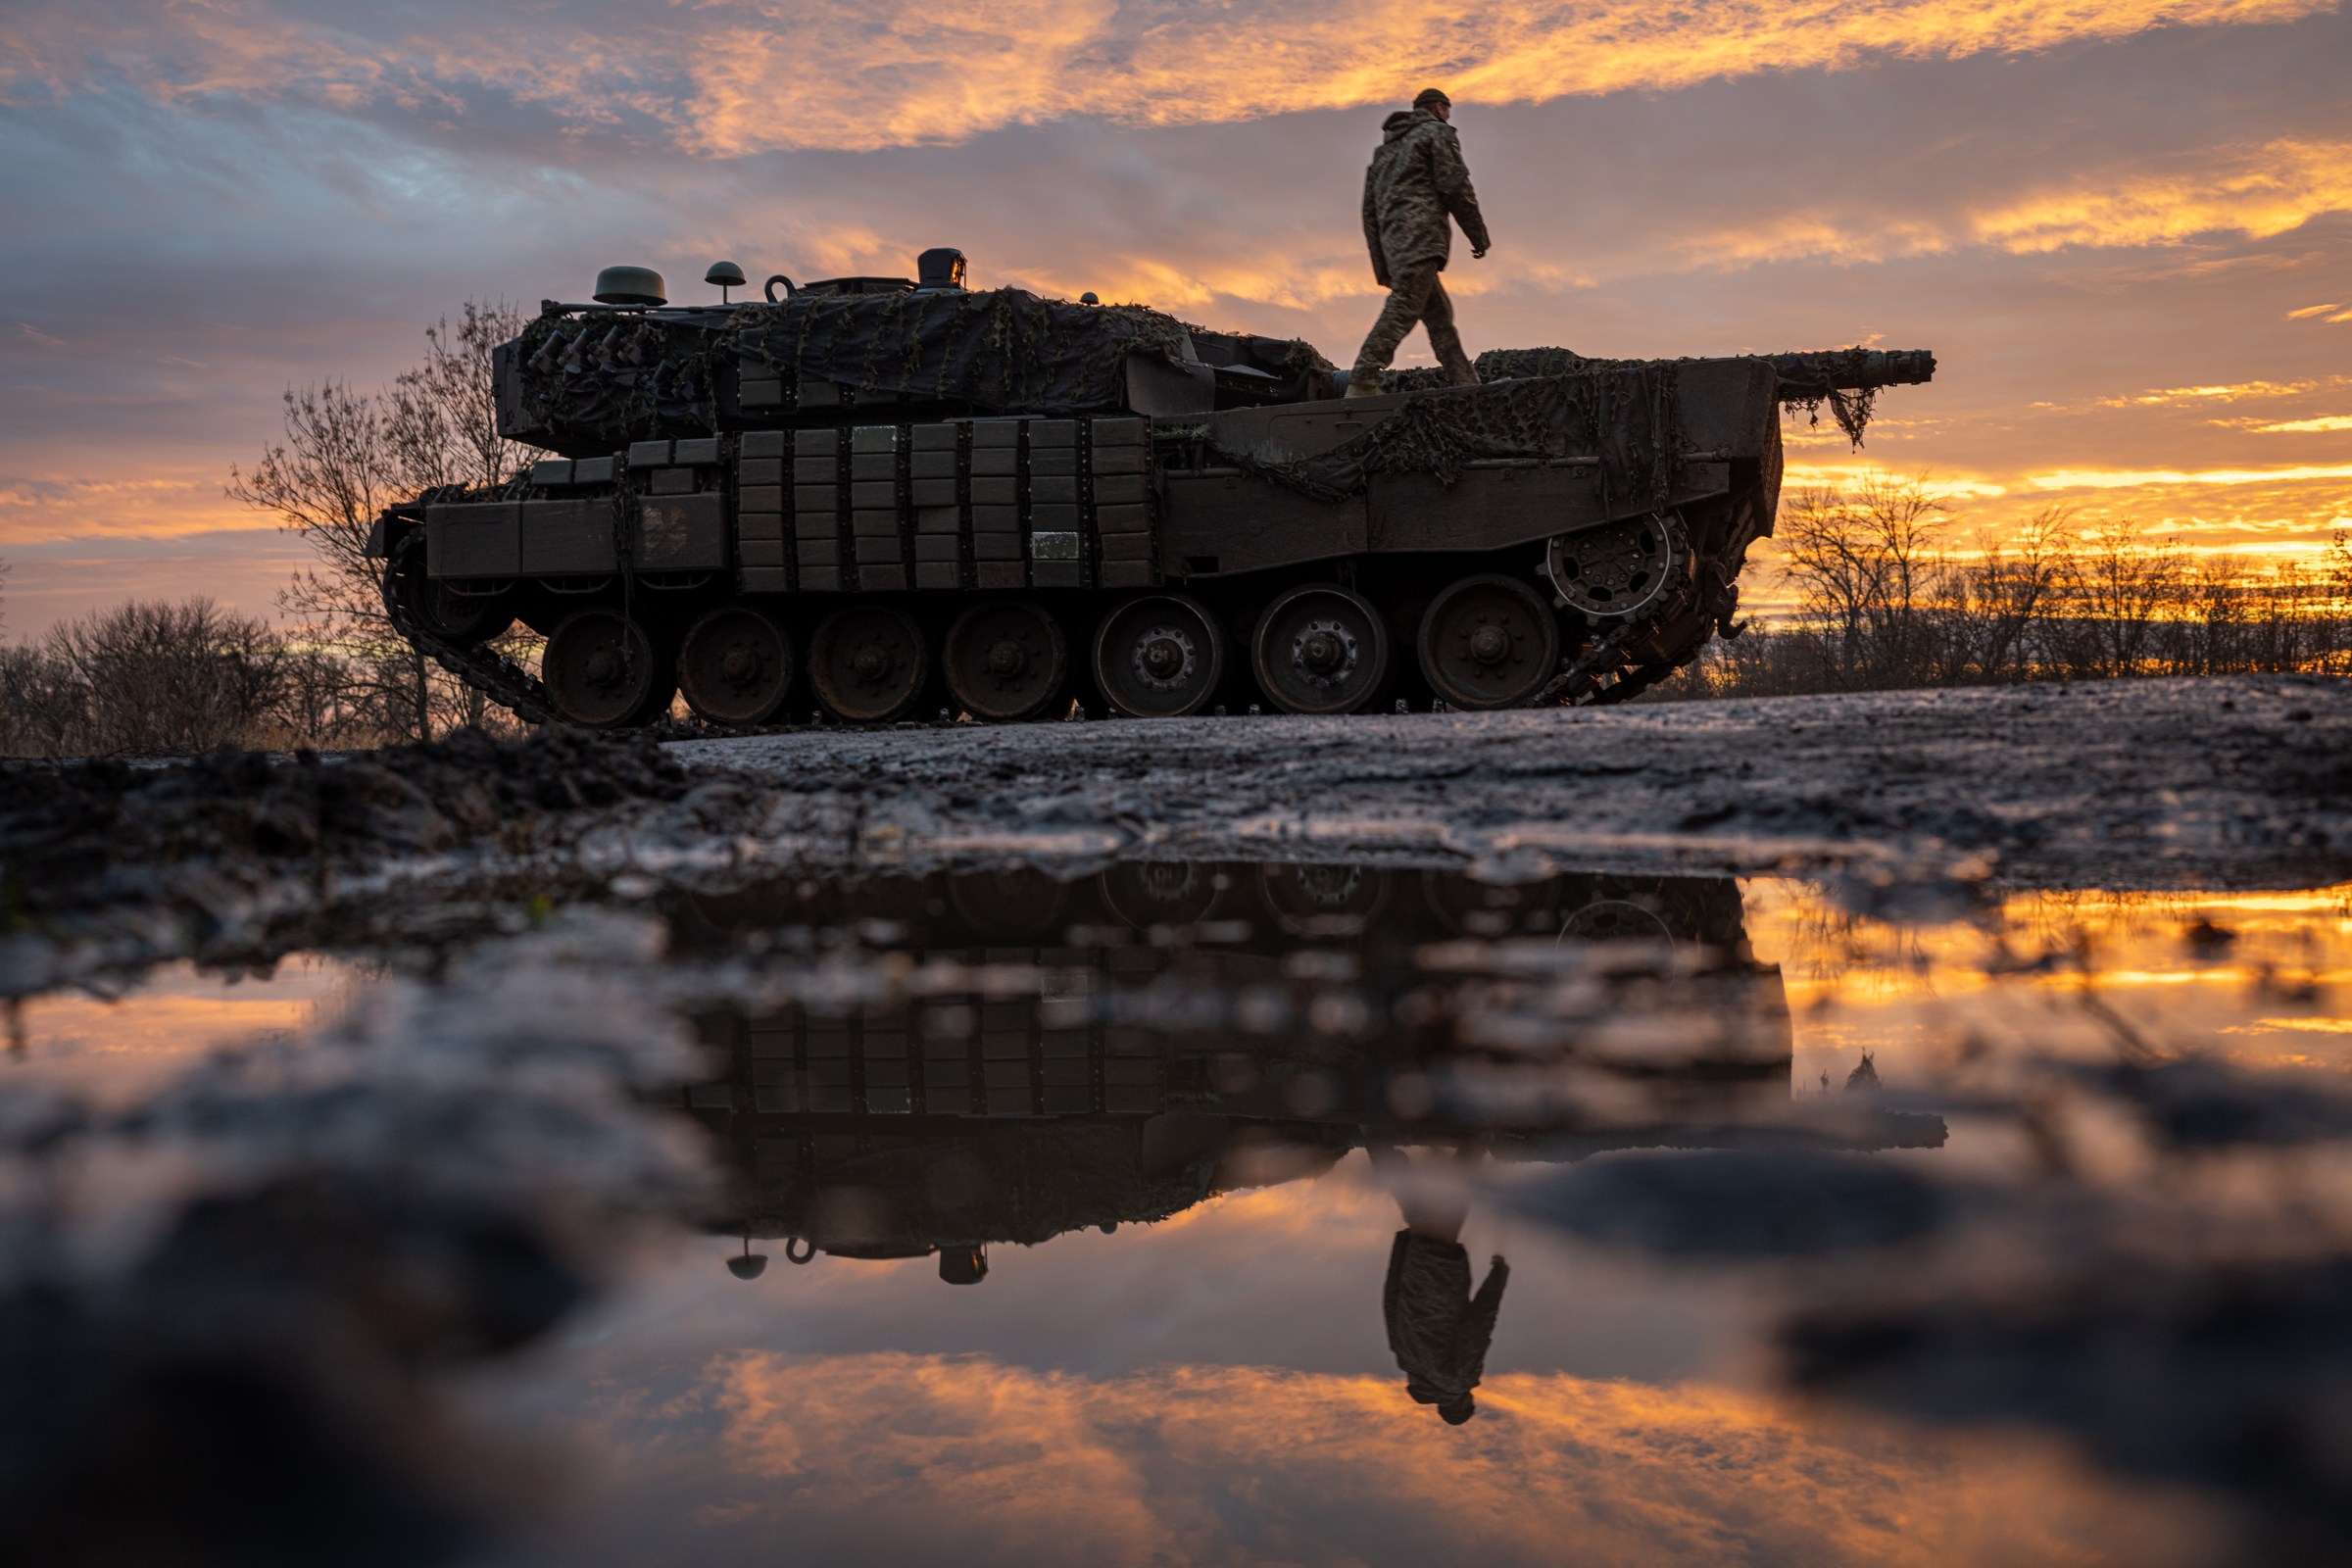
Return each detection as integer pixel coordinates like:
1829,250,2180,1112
1354,107,1491,391
1383,1232,1510,1416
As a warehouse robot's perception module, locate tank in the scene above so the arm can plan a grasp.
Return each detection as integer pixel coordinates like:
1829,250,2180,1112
368,251,1936,727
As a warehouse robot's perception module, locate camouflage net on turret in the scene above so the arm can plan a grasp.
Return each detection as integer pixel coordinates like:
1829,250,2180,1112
501,288,1198,450
1200,362,1683,514
1391,345,1935,447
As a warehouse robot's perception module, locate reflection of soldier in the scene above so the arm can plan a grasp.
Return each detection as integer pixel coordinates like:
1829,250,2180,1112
1371,1142,1509,1424
1350,87,1491,398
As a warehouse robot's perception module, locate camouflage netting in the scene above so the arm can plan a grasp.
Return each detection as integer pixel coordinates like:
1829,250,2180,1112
1204,362,1683,514
1393,345,1935,447
499,288,1197,451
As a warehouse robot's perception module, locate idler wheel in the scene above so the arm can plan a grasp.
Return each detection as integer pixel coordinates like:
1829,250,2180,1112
543,608,675,728
1545,513,1683,618
1250,585,1388,715
943,601,1067,722
1093,594,1225,718
808,605,928,723
393,548,513,646
1416,573,1560,710
678,606,795,725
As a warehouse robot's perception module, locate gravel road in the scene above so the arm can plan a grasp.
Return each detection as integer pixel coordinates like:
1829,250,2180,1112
672,675,2352,892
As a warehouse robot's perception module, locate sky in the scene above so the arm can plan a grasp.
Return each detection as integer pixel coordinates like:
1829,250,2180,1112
1,0,2348,637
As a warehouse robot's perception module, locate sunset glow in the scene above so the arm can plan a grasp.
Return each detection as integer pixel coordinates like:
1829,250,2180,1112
2,0,2348,630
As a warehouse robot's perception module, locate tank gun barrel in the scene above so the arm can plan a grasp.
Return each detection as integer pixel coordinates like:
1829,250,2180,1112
1763,348,1936,402
1467,345,1935,403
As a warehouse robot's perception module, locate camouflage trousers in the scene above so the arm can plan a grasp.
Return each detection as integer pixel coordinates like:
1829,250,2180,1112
1351,267,1477,391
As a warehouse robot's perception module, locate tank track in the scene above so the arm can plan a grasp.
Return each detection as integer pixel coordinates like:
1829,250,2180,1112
380,531,559,726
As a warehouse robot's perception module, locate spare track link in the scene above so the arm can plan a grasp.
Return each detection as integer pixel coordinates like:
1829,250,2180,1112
380,530,558,726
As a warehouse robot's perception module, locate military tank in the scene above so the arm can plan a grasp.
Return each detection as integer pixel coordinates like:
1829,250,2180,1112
368,248,1936,727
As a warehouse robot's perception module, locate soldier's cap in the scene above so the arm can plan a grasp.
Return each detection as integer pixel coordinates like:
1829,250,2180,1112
1413,87,1451,110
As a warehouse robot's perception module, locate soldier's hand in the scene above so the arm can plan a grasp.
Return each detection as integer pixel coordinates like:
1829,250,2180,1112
1472,244,1490,260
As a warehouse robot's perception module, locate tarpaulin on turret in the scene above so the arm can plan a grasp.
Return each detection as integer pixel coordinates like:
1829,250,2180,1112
496,288,1198,453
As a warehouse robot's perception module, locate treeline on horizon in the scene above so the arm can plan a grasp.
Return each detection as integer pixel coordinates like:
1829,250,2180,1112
1641,479,2352,702
0,304,2346,756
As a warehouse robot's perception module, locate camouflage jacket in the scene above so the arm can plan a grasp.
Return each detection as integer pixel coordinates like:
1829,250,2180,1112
1383,1232,1509,1403
1361,109,1491,285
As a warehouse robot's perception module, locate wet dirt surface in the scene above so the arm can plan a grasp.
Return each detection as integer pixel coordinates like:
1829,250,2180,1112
4,681,2352,1566
675,675,2352,891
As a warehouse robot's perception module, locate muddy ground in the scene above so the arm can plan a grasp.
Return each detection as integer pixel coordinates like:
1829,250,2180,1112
5,675,2346,996
680,675,2352,894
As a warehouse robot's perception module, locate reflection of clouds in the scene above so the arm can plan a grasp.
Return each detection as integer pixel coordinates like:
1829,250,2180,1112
593,1348,2202,1565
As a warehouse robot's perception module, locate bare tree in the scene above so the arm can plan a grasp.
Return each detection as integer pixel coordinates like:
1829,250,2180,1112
1934,507,2072,683
227,300,531,742
2055,518,2183,679
1773,474,1948,688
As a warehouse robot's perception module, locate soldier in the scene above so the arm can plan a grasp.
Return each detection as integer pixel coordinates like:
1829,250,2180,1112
1349,87,1492,398
1369,1139,1510,1424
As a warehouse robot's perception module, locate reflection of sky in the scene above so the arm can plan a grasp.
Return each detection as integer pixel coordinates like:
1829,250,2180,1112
512,1182,2212,1568
21,875,2351,1563
5,3,2351,632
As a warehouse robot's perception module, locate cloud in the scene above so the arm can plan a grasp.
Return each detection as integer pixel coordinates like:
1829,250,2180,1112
2,0,2331,156
1782,464,2009,500
567,1348,2202,1567
2027,463,2352,490
1973,138,2352,253
2246,415,2352,432
2094,377,2352,408
2286,301,2350,319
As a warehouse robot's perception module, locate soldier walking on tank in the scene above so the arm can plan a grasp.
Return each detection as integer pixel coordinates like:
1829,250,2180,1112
1349,87,1491,398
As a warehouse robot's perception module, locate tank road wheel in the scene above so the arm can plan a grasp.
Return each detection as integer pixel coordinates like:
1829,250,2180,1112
1093,594,1225,718
678,606,795,726
1251,585,1389,715
1545,514,1683,618
1416,573,1560,710
943,601,1067,722
808,605,928,723
543,608,674,729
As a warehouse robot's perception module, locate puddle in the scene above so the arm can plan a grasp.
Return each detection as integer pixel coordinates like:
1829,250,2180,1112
5,864,2349,1565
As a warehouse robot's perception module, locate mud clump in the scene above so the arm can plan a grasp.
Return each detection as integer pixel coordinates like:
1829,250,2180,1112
0,727,733,995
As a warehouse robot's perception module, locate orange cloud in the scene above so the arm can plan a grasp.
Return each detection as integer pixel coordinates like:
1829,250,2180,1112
1973,138,2352,253
4,0,2329,156
668,0,2335,156
2028,463,2352,490
601,1348,2213,1565
2249,415,2352,432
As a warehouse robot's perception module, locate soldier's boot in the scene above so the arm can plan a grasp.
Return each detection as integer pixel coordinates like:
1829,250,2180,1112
1346,372,1385,398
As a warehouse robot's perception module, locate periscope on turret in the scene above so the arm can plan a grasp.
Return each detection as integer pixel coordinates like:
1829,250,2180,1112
365,249,1936,730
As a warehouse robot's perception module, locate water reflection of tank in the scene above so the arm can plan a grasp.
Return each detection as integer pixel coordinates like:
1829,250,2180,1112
666,863,1938,1281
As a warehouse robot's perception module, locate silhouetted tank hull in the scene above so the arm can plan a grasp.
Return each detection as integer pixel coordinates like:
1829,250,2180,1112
368,279,1931,726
